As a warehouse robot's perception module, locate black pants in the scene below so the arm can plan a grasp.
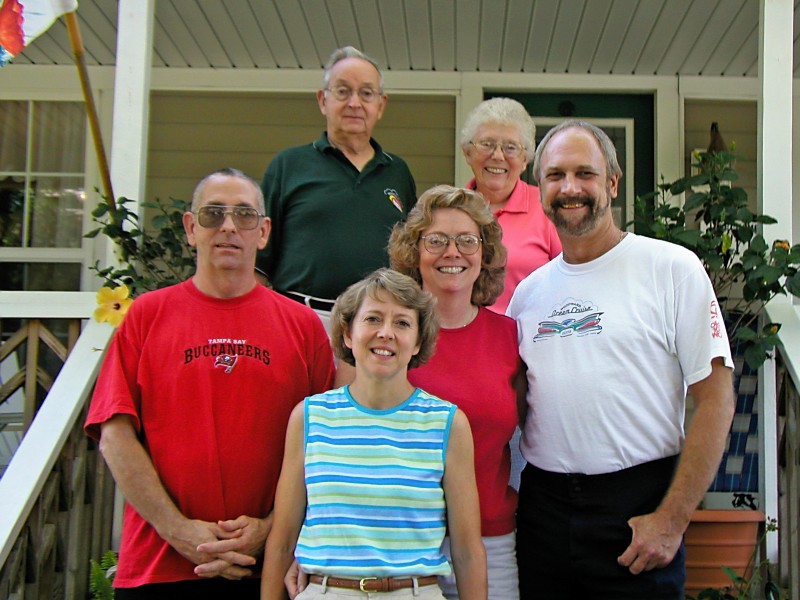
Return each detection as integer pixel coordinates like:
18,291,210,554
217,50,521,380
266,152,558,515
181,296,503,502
114,578,261,600
516,456,685,600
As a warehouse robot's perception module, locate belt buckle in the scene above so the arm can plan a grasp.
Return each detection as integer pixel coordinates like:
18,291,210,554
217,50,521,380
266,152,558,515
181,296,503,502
359,577,377,592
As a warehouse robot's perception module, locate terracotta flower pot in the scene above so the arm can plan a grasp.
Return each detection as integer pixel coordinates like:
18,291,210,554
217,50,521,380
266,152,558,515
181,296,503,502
684,509,765,596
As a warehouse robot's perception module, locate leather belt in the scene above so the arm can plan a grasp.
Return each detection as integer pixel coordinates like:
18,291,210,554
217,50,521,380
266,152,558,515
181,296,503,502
308,574,440,593
285,291,336,312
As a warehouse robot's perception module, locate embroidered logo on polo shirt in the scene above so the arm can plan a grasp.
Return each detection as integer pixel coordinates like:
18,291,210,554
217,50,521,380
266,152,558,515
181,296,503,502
384,188,403,212
214,354,238,373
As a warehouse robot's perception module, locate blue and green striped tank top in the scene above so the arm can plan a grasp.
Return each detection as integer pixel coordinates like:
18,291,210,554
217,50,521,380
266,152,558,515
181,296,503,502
295,386,456,577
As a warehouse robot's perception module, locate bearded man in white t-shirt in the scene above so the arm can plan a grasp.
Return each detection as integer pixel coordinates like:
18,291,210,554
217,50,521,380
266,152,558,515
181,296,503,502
508,120,735,600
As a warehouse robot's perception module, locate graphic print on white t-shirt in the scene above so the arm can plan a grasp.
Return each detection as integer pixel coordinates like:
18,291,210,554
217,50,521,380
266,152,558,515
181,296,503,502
533,297,603,342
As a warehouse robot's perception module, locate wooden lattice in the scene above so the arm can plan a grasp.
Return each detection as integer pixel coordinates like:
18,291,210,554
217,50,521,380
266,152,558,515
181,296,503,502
0,317,115,599
0,319,80,431
0,409,114,599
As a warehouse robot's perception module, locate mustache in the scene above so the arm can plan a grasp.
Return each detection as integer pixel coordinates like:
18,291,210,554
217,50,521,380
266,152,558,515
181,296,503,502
550,195,596,210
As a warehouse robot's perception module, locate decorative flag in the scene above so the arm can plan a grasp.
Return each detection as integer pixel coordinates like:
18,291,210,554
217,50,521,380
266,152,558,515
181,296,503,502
0,0,78,67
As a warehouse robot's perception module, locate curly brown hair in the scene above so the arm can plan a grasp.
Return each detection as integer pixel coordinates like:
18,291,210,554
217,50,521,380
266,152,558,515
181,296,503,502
388,185,506,306
331,268,439,369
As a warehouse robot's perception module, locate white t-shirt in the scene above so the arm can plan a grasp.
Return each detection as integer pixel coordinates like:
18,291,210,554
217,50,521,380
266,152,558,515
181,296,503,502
507,233,733,475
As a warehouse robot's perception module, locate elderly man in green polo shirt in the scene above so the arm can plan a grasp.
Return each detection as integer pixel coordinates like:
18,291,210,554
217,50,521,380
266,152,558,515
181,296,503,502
257,46,416,333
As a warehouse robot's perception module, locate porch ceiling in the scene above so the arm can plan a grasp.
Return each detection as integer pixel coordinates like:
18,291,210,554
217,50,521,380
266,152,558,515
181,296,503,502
11,0,800,78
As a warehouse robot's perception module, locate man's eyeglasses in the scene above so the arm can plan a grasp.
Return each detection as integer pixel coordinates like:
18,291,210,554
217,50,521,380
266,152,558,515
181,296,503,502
326,85,382,103
420,233,482,255
470,139,526,159
194,205,264,230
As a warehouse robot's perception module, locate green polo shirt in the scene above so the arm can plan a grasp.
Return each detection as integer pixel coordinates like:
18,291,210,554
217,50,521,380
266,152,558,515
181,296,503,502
257,132,416,299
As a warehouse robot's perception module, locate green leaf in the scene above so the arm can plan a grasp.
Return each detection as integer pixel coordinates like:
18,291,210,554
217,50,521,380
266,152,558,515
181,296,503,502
91,203,110,217
734,327,758,342
749,235,769,254
785,272,800,296
750,265,783,285
765,581,781,600
728,186,747,203
755,214,778,225
705,254,724,271
744,343,769,370
681,174,711,190
683,192,707,212
672,229,701,246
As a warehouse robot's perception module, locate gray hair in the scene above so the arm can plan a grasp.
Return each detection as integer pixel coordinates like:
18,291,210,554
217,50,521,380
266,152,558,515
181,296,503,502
460,97,537,162
191,168,264,213
532,120,623,184
322,46,383,91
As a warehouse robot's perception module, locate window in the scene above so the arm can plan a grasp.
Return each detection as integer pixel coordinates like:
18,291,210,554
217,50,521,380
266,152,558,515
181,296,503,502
0,100,86,290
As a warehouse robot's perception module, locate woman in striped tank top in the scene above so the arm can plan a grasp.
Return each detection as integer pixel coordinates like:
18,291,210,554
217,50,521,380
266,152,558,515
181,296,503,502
262,269,487,600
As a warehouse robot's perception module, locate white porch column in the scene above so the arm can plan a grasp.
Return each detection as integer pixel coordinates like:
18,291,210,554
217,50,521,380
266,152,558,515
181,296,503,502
758,0,792,564
107,0,155,546
105,0,154,267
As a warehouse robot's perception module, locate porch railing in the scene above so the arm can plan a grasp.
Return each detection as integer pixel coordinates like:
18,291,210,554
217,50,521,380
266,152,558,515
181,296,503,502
775,353,800,597
0,292,115,599
766,300,800,597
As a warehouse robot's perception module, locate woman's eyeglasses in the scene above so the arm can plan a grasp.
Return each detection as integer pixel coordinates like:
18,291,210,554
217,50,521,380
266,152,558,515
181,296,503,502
194,205,264,230
420,233,482,255
470,139,525,159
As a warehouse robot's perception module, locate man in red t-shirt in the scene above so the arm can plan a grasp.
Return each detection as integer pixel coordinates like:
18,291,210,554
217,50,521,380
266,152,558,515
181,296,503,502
85,169,335,599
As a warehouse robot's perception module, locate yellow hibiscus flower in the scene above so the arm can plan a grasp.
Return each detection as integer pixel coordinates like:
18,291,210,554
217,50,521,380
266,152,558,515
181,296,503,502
774,239,791,252
94,284,133,327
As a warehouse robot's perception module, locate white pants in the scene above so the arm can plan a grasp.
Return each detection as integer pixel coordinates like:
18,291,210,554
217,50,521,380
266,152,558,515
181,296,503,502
438,532,519,600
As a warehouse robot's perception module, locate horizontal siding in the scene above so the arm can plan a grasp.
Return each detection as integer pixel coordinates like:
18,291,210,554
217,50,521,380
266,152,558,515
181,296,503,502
684,100,757,212
146,92,456,207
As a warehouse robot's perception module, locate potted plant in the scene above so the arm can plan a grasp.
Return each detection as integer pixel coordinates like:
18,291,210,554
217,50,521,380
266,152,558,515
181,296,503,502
633,148,800,371
633,149,796,597
684,516,784,599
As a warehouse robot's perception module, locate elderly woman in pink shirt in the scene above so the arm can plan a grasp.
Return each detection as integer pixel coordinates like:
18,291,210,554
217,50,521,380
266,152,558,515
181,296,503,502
461,97,561,314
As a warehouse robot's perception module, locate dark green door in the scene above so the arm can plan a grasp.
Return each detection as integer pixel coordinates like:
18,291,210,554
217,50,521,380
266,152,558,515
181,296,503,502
486,92,654,229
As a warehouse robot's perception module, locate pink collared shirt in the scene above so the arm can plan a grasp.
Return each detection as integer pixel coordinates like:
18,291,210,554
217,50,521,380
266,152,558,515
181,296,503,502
468,178,562,313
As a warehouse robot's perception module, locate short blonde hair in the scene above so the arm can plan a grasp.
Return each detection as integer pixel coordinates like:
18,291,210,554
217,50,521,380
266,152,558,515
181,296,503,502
331,268,438,369
388,185,506,306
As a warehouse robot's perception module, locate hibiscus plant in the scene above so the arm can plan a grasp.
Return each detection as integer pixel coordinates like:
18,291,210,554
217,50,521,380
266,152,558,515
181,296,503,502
85,195,195,293
632,149,800,370
85,195,195,325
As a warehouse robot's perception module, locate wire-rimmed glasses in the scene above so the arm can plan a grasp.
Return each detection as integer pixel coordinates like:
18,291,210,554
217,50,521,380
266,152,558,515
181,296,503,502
420,233,482,255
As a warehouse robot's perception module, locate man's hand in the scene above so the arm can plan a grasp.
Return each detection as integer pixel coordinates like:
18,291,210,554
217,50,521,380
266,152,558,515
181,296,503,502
617,511,683,574
193,515,272,579
163,517,233,567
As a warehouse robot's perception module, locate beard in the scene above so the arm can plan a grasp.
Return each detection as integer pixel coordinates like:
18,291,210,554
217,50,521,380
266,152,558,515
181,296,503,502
545,190,612,236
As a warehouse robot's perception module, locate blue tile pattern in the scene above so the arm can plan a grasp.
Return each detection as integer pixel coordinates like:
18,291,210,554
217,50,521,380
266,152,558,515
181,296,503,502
708,354,759,493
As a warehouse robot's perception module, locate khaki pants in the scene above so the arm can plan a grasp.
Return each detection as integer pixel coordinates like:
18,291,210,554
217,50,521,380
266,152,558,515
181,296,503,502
296,581,446,599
